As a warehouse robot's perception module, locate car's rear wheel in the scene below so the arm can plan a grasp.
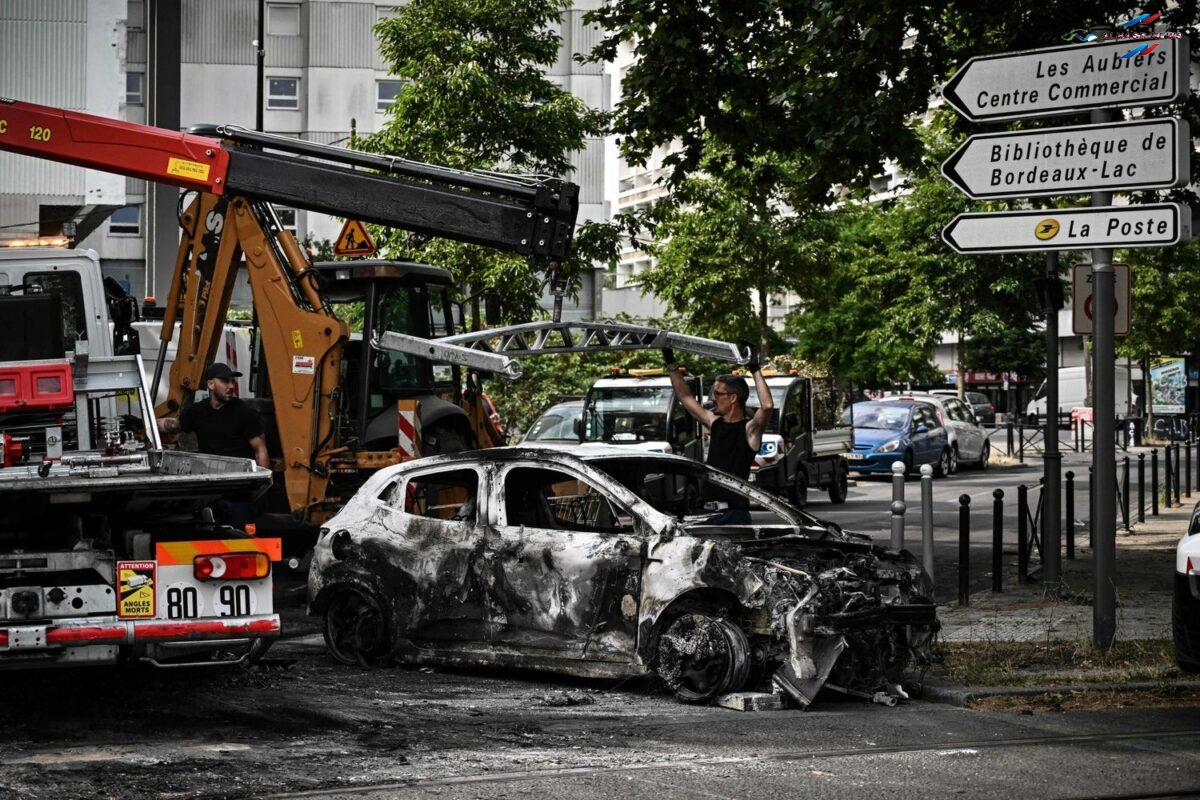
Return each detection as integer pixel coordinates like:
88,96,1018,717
948,445,959,475
789,469,808,508
324,590,391,668
827,465,848,504
933,448,951,478
655,613,750,703
1173,590,1200,674
978,441,991,471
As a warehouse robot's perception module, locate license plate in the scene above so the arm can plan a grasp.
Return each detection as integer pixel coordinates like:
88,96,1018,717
846,453,865,461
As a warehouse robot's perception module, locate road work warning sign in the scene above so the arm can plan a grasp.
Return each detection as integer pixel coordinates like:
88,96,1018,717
117,561,156,618
333,219,376,256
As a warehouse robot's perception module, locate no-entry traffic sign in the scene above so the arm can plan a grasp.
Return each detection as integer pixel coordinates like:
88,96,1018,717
941,203,1190,254
941,118,1189,200
941,37,1189,122
1072,262,1130,336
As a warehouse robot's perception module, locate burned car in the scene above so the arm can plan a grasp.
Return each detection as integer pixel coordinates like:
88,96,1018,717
307,447,937,706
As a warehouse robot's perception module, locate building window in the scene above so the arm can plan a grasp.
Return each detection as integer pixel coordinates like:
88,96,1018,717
109,204,141,236
275,207,298,236
125,72,144,105
266,77,299,109
267,3,301,36
127,0,145,30
377,80,402,111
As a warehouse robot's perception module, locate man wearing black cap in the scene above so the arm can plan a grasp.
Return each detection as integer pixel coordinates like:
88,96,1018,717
158,363,270,470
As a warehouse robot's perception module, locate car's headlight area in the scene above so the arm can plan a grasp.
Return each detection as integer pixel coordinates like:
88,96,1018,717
876,438,901,453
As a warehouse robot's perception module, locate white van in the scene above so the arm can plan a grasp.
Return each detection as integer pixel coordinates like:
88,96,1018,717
1026,365,1131,421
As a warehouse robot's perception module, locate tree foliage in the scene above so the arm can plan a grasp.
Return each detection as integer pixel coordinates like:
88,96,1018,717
586,0,1138,203
362,0,616,320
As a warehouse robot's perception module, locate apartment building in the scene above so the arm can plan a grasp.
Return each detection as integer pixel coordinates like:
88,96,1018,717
0,0,609,319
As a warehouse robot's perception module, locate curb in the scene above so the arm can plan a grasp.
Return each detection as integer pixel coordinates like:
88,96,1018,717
921,679,1200,706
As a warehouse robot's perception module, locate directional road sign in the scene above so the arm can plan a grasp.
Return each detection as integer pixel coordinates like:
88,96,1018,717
942,37,1189,122
1072,262,1130,336
941,203,1190,254
941,118,1190,200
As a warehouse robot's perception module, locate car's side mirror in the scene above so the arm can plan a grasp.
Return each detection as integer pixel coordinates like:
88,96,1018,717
915,425,929,434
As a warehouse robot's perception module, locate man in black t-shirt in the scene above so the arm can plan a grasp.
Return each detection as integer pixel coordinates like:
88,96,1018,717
158,363,270,469
664,342,773,524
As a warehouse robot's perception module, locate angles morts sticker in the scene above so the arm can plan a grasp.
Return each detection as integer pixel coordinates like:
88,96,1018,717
117,561,157,618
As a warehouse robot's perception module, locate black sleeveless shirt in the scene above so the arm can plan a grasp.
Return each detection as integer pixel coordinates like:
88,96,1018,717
706,418,756,504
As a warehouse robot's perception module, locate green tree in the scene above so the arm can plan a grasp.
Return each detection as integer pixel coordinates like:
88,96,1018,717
634,141,821,354
362,0,616,321
586,0,1136,201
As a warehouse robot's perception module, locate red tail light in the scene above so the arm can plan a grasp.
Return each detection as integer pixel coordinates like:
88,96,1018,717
194,552,270,581
988,404,995,413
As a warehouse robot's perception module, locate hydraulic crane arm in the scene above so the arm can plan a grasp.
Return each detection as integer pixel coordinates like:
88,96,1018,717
0,99,579,260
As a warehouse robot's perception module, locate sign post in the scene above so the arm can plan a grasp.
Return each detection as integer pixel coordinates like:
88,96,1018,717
942,30,1192,649
941,118,1189,200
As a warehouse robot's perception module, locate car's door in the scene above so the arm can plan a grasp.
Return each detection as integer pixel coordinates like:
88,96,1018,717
781,381,810,480
912,404,940,463
488,464,643,661
950,398,985,461
375,466,492,645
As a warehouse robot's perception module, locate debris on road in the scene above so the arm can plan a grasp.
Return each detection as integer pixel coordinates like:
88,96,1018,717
716,692,783,712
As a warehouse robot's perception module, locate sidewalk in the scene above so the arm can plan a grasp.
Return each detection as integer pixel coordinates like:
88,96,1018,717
937,501,1188,643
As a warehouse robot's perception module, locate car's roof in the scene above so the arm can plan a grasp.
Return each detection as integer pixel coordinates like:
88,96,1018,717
592,376,675,388
407,445,694,467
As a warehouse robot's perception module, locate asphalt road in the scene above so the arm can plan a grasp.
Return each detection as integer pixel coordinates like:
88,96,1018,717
1,641,1197,800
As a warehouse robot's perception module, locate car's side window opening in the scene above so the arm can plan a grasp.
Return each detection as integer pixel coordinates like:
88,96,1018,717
503,467,631,533
398,469,479,523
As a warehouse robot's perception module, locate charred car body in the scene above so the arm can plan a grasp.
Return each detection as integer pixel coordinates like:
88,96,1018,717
307,448,937,705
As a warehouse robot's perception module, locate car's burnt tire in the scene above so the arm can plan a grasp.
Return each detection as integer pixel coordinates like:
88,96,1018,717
655,613,750,703
324,590,391,668
827,466,848,505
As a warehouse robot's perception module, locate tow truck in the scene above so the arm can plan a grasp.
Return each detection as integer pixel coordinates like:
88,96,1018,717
0,288,278,669
0,98,751,526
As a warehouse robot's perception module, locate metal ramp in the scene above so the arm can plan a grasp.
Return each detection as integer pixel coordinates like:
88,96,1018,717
436,320,750,365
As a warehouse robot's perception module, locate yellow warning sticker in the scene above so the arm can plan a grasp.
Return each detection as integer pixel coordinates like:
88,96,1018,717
333,219,377,256
291,329,304,350
117,561,157,619
166,157,211,182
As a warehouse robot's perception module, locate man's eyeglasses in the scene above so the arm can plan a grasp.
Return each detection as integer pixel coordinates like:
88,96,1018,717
711,390,735,397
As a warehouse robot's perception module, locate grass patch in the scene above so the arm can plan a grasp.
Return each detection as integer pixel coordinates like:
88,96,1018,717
969,685,1200,714
936,638,1183,687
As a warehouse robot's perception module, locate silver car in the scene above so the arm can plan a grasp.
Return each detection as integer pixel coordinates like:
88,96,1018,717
887,393,990,473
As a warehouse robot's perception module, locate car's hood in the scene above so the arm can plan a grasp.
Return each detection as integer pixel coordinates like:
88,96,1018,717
853,427,904,448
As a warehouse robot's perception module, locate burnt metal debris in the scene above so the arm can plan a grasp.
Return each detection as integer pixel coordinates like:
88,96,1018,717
308,447,937,707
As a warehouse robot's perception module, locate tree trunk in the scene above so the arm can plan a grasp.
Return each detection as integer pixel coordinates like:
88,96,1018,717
757,281,770,357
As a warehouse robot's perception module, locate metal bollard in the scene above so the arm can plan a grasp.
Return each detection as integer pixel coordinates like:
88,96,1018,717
1138,452,1145,523
1166,444,1174,508
1152,449,1159,516
1018,423,1025,463
1017,483,1029,583
1187,440,1192,498
1175,443,1182,507
920,464,934,591
1065,470,1075,560
1121,455,1130,532
890,461,906,550
958,494,971,607
1007,420,1014,456
992,489,1004,593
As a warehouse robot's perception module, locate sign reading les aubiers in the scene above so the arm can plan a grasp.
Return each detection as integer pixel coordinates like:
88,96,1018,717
942,37,1189,122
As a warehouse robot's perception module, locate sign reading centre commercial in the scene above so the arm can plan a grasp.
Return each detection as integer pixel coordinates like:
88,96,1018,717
942,37,1189,122
941,118,1190,200
942,203,1190,254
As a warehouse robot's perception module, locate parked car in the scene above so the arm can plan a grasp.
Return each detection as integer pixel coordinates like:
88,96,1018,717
891,393,990,473
744,375,851,507
842,400,951,477
308,448,937,706
522,399,584,446
931,389,996,425
1175,502,1200,673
